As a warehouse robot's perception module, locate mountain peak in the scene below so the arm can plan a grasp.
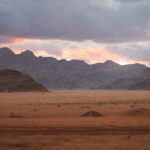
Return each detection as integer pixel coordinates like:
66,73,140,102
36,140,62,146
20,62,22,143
104,60,116,64
20,50,35,57
104,60,120,67
124,63,146,69
0,47,15,56
69,59,86,64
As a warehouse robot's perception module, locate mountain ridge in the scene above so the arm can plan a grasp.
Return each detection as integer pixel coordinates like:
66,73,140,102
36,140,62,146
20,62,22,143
0,47,149,89
0,47,146,67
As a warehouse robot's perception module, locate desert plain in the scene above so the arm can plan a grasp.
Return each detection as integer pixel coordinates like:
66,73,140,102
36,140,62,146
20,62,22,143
0,90,150,150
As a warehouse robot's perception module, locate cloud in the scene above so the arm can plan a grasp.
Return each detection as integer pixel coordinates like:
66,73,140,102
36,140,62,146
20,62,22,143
61,46,130,64
0,36,16,44
4,38,124,62
9,39,63,57
2,37,149,66
107,42,150,61
0,0,150,43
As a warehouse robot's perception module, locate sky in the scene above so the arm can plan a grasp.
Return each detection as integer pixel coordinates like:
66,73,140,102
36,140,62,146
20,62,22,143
0,0,150,66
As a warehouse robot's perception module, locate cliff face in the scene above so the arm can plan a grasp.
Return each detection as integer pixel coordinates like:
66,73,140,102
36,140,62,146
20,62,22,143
0,70,48,92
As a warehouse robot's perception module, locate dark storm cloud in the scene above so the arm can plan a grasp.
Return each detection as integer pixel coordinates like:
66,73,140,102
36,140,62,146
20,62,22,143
116,0,145,3
0,0,150,43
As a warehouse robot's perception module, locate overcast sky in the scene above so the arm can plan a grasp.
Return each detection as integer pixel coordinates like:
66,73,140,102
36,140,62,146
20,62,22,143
0,0,150,66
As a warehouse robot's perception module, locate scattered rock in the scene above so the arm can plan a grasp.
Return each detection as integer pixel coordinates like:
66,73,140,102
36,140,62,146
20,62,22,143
57,104,61,108
128,135,131,139
10,112,22,118
127,108,150,116
81,111,104,117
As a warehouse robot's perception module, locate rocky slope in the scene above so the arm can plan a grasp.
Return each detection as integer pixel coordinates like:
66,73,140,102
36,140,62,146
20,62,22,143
0,70,48,92
100,68,150,90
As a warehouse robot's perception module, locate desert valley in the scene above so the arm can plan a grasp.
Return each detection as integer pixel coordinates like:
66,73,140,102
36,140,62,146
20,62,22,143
0,47,150,150
0,0,150,149
1,91,150,150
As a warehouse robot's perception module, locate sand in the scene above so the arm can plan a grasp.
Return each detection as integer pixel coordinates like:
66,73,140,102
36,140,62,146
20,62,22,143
0,90,150,150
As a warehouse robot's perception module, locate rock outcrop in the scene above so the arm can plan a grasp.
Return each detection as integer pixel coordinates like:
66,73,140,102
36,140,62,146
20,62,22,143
0,70,48,92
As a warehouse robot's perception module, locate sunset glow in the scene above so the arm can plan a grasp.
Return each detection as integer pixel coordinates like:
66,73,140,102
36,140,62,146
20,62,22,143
1,1,150,150
0,0,150,67
2,38,149,67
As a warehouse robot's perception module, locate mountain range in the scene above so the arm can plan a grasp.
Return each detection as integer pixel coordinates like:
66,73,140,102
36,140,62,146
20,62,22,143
0,47,150,90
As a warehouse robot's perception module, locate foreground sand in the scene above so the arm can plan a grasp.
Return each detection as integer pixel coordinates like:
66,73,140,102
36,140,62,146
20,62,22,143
0,90,150,150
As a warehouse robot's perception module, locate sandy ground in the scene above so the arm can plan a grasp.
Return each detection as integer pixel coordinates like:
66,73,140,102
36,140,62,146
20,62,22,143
0,90,150,150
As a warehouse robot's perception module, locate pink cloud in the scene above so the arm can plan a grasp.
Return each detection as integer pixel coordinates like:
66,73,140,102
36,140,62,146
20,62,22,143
61,46,135,64
1,37,150,67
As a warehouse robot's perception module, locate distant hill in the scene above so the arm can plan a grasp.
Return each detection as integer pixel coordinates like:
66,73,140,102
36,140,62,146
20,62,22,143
99,67,150,90
0,70,48,92
128,69,150,90
0,47,149,90
128,78,150,90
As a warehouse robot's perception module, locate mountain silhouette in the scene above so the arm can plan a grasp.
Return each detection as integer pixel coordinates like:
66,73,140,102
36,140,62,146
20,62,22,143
0,47,149,90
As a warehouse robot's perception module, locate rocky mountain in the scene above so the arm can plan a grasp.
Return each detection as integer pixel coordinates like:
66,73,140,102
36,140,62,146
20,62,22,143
0,70,48,92
0,47,149,90
128,69,150,90
99,67,150,90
